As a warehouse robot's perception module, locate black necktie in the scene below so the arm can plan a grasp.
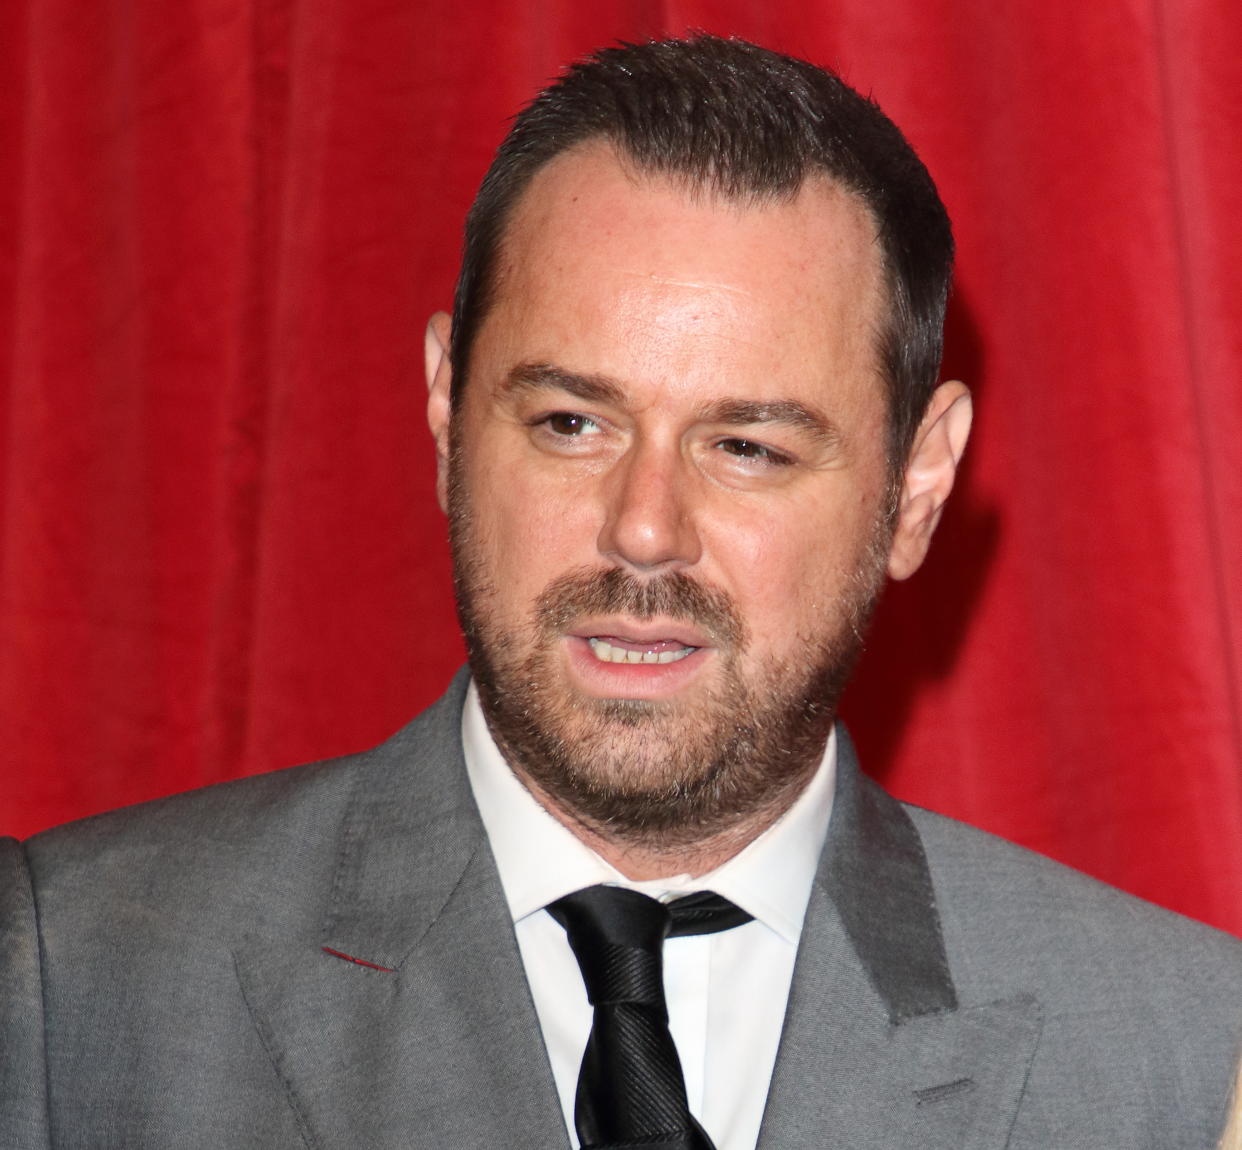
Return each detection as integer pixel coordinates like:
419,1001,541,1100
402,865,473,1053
547,885,753,1150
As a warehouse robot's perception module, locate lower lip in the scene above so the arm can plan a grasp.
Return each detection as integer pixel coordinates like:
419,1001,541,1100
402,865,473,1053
562,636,713,700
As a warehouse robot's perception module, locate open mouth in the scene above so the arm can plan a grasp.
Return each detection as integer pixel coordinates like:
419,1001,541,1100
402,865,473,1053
586,636,699,665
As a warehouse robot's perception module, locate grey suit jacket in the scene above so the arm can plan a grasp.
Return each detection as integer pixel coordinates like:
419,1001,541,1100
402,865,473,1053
4,672,1242,1148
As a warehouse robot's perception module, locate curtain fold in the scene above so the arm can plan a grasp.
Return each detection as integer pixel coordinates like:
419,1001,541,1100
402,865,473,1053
2,0,1240,933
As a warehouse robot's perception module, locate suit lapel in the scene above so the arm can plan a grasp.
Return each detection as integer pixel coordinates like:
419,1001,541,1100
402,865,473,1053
759,730,1042,1149
233,675,568,1149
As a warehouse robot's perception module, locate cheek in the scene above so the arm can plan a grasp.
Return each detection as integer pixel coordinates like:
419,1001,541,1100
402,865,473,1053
466,456,600,584
705,516,811,624
706,500,879,630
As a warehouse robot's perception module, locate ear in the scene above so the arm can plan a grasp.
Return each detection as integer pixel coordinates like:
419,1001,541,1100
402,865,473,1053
886,380,973,581
425,311,454,514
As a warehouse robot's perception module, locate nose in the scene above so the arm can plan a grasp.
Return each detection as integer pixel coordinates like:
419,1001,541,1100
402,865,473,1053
596,441,702,573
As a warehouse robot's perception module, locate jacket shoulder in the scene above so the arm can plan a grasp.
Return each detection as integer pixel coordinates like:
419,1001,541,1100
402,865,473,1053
24,674,470,945
906,801,1242,1018
905,803,1242,1143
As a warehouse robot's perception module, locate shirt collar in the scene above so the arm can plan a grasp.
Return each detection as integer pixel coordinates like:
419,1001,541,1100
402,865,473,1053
462,680,835,945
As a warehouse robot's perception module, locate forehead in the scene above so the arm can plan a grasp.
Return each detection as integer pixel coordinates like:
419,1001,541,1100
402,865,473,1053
476,143,887,403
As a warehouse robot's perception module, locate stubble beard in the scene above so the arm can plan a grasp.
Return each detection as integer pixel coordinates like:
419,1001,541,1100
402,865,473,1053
448,450,891,854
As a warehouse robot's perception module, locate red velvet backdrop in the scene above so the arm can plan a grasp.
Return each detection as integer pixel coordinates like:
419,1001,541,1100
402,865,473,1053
3,1,1241,932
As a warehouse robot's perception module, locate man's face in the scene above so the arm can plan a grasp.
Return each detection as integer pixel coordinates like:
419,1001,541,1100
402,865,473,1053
429,144,907,848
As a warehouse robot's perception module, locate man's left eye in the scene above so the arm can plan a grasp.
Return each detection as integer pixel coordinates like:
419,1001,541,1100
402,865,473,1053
716,438,792,466
543,412,599,436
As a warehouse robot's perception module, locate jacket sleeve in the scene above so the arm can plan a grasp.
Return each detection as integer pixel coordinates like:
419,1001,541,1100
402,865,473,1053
0,837,51,1149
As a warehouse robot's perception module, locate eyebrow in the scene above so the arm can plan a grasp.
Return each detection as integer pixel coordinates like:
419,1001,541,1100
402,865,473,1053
697,398,843,448
501,361,842,448
502,363,626,406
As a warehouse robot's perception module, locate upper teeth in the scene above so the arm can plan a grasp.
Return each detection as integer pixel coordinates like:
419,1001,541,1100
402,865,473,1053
588,638,695,665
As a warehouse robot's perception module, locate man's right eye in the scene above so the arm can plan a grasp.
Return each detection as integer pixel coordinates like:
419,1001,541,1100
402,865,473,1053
541,412,599,436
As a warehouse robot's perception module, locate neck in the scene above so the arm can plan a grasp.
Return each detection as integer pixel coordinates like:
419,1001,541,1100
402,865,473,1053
510,767,811,880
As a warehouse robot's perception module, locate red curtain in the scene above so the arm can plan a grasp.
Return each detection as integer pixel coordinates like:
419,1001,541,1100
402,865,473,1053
3,1,1241,933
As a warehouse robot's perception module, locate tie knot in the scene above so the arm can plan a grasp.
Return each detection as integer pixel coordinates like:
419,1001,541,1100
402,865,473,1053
547,885,753,1008
549,885,672,952
548,887,670,1008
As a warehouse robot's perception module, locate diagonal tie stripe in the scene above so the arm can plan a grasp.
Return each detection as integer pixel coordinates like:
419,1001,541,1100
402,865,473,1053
548,885,753,1150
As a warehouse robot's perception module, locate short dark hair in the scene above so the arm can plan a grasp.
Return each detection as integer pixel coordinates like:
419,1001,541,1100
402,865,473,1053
450,35,953,466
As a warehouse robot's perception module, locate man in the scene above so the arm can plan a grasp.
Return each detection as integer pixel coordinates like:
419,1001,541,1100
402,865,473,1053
3,35,1241,1150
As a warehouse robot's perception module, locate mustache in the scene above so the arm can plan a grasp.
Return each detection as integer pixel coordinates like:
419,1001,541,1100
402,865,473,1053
535,567,745,649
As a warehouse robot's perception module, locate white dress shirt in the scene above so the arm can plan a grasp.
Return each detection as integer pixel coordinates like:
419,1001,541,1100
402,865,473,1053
461,682,836,1150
